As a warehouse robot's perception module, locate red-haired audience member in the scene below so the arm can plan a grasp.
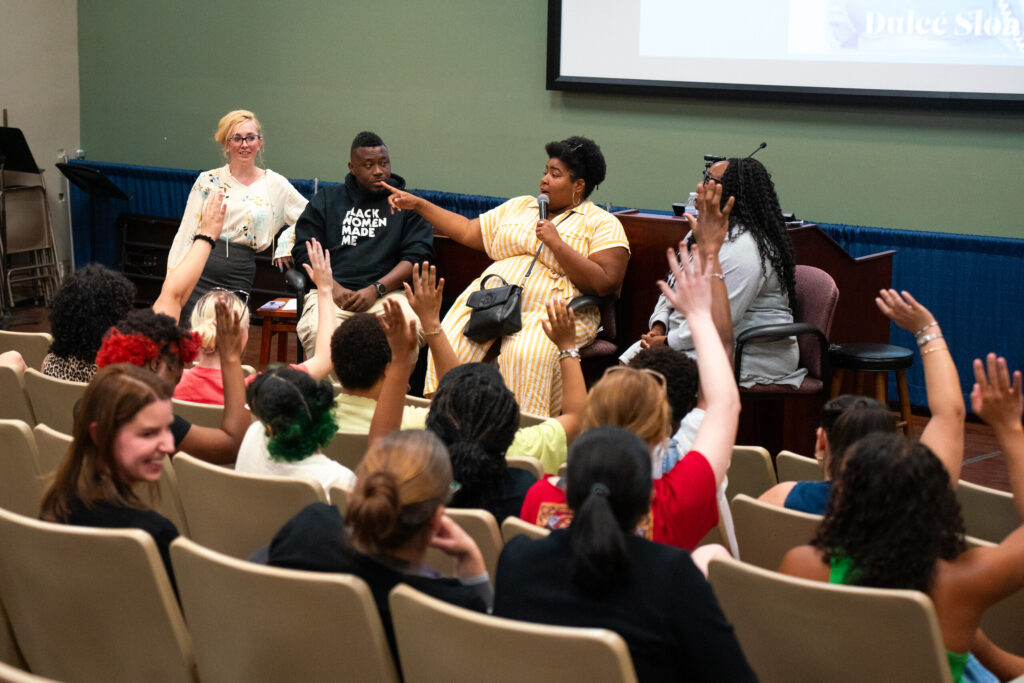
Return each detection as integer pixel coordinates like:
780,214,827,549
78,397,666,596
95,298,247,464
235,366,354,496
494,426,757,683
267,431,488,661
761,291,965,515
520,242,740,557
40,364,180,586
781,354,1024,682
369,291,587,521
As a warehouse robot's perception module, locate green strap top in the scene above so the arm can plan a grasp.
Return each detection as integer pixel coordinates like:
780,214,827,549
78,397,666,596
828,554,968,683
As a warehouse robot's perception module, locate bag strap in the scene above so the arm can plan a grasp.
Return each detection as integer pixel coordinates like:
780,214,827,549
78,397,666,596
519,211,574,286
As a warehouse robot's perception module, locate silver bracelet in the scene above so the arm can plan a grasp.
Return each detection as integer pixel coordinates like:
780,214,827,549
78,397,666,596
914,321,938,337
710,273,726,281
917,332,944,347
557,348,581,361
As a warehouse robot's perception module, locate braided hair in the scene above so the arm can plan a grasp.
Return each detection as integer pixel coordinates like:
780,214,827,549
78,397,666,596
425,363,520,512
718,157,797,307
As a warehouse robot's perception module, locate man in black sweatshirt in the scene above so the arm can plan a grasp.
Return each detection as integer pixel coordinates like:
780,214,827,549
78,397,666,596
292,131,433,358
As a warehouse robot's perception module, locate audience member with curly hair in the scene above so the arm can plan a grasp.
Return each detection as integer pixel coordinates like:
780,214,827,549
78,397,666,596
781,354,1024,681
235,366,353,494
622,157,805,389
383,135,629,416
40,263,135,382
268,430,489,659
94,301,248,464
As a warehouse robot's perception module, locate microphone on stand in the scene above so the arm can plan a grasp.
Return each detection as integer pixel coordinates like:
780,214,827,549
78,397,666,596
747,142,767,158
537,193,549,221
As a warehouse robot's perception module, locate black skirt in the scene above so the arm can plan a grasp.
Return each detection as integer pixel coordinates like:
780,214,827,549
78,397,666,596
179,240,255,326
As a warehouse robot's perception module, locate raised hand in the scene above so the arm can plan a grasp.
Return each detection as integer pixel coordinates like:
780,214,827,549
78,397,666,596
875,289,935,334
686,181,735,258
200,191,226,240
404,261,445,331
379,181,419,214
657,241,714,319
377,297,418,363
301,238,333,291
971,353,1023,432
541,298,577,352
213,295,243,362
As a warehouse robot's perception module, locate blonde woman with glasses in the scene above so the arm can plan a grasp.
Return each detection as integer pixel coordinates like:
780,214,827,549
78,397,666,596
166,109,307,323
519,241,741,557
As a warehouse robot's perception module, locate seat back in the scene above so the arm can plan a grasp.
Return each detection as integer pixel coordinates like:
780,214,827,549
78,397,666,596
172,453,326,559
518,410,546,428
0,332,53,373
2,187,53,255
170,537,398,683
505,456,543,480
171,398,225,430
0,595,27,672
775,450,824,482
500,515,551,543
708,556,952,683
423,508,503,580
134,455,191,538
955,479,1018,544
389,584,638,683
965,536,1024,656
329,482,352,515
322,431,370,471
792,265,839,379
0,421,44,518
30,424,71,477
22,369,85,434
724,446,777,502
0,508,196,683
0,660,61,683
731,494,822,569
0,366,35,426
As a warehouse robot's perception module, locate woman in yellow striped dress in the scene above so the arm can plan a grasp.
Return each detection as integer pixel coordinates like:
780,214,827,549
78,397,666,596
381,136,629,416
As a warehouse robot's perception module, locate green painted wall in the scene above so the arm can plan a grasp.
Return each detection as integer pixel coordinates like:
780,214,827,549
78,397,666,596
78,0,1024,238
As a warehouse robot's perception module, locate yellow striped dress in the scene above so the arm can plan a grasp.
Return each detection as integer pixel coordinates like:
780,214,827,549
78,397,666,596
424,196,629,416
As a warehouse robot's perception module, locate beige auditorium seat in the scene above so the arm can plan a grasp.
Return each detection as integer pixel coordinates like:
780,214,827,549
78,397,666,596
0,507,197,683
730,493,823,569
0,420,44,518
0,365,35,426
134,455,191,538
0,660,61,683
0,597,27,671
708,555,951,683
500,515,551,543
965,535,1024,656
171,398,225,430
0,331,53,372
389,584,638,683
22,369,85,434
322,431,370,471
518,410,546,428
172,452,326,559
955,479,1018,544
725,445,778,501
505,456,543,480
775,449,825,482
422,508,503,580
30,424,71,477
170,537,398,683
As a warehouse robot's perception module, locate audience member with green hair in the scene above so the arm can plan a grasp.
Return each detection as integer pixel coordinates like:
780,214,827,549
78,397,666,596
235,366,355,494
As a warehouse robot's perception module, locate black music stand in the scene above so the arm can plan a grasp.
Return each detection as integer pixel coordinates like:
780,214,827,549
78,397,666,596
56,162,131,270
0,127,44,322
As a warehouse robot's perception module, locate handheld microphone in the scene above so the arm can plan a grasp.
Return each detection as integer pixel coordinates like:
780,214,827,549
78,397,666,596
537,193,549,221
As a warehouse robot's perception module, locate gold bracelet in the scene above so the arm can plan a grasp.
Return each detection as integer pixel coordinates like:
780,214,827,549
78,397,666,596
424,328,443,337
921,344,948,355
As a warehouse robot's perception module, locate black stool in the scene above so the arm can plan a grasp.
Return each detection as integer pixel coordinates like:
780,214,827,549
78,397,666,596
828,343,914,435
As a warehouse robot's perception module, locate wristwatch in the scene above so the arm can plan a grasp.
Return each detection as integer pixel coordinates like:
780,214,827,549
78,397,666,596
373,281,387,298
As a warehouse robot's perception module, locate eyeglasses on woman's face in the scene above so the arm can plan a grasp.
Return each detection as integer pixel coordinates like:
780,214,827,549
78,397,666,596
229,134,261,146
702,167,724,186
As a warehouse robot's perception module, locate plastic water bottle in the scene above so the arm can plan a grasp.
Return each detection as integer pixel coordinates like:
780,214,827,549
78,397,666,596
684,192,698,216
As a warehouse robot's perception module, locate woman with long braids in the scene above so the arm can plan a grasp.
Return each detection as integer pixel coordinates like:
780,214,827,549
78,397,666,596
622,156,805,387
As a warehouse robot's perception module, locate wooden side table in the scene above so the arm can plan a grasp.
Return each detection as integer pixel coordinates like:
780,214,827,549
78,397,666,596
256,298,298,369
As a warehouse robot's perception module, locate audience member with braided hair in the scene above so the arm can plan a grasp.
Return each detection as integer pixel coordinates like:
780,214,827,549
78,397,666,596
781,354,1024,681
622,157,805,388
494,426,757,682
94,299,248,464
234,366,354,495
267,430,488,659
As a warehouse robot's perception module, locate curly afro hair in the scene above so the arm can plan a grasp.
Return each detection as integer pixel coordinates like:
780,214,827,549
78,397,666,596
426,363,520,512
330,314,391,390
812,432,966,593
49,264,136,363
544,135,607,198
628,347,699,428
246,367,338,462
96,309,199,369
